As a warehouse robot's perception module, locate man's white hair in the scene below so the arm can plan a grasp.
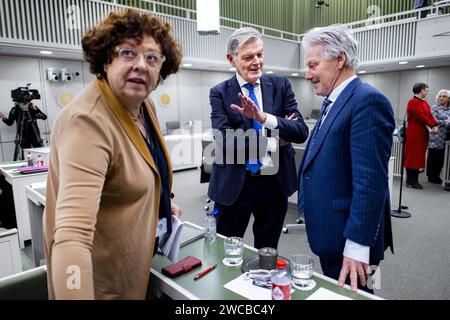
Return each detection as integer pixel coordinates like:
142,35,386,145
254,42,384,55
302,24,359,69
227,27,263,57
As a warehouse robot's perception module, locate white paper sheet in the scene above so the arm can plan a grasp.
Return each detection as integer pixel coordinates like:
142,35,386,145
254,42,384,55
305,287,352,300
224,273,295,300
223,273,272,300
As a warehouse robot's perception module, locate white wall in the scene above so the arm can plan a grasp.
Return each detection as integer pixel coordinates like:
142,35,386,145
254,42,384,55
0,55,233,162
1,53,450,162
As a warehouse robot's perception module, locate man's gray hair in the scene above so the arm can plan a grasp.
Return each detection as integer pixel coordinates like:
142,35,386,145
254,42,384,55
436,89,450,104
227,27,263,56
302,24,359,69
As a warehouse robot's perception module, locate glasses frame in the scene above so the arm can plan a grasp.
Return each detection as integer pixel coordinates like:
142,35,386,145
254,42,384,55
114,46,166,69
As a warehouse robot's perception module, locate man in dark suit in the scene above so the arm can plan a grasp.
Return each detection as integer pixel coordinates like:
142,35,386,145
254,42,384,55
298,25,395,292
208,27,308,249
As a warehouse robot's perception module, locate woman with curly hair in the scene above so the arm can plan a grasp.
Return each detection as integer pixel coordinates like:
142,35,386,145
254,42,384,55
43,8,183,299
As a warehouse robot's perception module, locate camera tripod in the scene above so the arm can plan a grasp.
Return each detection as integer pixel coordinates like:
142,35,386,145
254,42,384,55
13,103,44,161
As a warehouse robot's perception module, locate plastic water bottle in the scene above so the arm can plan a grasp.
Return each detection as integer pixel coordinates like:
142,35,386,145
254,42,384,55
271,259,292,300
36,154,44,166
204,208,217,241
27,152,34,166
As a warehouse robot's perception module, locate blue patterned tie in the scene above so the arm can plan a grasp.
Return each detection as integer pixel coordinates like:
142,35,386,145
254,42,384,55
298,97,332,213
243,83,263,173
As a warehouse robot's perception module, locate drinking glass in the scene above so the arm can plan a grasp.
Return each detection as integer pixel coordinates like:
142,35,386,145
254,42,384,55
223,236,244,266
291,254,316,290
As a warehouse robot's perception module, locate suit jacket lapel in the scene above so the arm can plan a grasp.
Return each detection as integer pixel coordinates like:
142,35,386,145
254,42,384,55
260,76,274,115
303,77,362,170
96,79,160,178
227,75,252,129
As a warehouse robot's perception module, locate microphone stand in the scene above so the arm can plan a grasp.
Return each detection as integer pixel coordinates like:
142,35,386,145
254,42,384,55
391,135,411,218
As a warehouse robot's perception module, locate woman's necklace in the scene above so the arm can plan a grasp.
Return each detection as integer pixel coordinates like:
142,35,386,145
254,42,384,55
130,106,149,142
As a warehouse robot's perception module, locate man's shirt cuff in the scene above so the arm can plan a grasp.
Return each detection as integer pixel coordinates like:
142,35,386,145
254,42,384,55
343,239,370,264
262,113,278,130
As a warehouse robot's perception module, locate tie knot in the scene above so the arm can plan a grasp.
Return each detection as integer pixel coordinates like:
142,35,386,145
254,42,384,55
244,83,255,91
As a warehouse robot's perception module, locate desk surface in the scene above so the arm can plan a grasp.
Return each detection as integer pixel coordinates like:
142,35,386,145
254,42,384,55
0,161,47,179
25,186,380,300
150,223,380,300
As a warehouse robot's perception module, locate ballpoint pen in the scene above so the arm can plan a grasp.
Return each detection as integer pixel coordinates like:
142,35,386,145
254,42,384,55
194,264,217,280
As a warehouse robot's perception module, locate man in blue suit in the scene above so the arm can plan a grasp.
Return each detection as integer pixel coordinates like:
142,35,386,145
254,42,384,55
208,27,308,249
298,25,395,292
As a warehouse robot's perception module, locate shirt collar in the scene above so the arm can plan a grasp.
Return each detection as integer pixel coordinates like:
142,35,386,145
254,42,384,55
328,75,358,103
236,72,261,89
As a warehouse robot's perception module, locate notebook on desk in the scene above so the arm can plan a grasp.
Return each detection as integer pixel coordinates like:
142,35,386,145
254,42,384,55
17,166,48,174
179,224,204,247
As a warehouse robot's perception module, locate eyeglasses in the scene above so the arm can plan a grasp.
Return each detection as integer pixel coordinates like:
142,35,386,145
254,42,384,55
115,47,166,69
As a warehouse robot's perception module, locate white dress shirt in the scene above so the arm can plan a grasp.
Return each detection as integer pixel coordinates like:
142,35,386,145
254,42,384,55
236,73,278,169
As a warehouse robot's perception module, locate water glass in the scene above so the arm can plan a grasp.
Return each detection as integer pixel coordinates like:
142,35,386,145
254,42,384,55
291,254,315,290
223,236,244,266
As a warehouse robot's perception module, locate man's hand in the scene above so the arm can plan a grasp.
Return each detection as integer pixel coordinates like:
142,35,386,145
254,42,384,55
230,92,267,123
28,102,37,111
338,256,371,292
0,112,5,119
278,114,298,147
171,202,183,219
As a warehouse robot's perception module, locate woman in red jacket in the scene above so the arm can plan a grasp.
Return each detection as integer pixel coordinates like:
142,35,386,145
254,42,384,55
404,83,438,189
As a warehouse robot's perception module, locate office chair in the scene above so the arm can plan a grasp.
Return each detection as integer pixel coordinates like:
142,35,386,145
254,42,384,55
0,265,48,300
200,139,214,183
282,146,307,233
282,213,305,233
310,109,320,120
165,121,180,135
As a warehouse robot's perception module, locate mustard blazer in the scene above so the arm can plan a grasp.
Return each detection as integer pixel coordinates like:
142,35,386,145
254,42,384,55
43,79,172,299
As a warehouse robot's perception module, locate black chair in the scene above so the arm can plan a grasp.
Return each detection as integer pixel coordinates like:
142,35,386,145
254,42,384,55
165,121,180,135
0,266,48,300
310,109,320,120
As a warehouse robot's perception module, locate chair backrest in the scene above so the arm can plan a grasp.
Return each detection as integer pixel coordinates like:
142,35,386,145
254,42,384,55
310,109,320,120
0,265,48,300
165,121,180,135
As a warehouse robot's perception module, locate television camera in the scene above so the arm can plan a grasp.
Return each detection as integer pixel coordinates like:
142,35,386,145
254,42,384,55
11,83,41,106
6,84,45,160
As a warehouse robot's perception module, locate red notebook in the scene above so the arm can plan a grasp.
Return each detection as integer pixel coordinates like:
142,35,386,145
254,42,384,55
17,166,48,174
